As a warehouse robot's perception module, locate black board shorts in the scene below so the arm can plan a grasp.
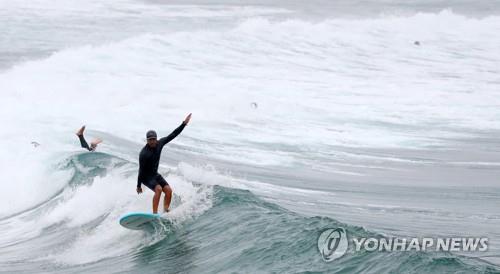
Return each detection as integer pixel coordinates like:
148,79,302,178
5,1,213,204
143,174,169,191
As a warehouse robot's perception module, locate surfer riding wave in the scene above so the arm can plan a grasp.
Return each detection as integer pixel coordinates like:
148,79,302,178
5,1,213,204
136,113,192,213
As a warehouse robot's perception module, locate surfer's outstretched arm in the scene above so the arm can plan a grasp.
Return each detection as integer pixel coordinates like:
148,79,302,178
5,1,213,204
158,113,192,147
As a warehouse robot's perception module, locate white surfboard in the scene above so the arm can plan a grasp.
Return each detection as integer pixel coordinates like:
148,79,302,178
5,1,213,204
119,212,171,231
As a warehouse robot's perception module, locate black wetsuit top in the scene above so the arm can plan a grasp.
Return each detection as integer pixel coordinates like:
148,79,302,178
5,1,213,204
137,122,186,188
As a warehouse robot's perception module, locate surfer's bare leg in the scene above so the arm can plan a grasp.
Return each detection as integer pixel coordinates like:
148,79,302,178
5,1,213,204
163,185,172,212
152,185,162,214
76,125,102,151
76,125,91,150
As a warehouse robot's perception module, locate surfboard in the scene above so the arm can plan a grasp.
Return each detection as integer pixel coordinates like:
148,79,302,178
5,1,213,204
119,212,171,231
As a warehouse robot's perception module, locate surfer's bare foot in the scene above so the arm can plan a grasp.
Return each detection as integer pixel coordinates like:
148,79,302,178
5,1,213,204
164,208,170,213
76,125,85,136
91,138,102,145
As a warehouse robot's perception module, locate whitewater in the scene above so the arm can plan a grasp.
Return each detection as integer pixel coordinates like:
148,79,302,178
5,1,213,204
1,0,500,273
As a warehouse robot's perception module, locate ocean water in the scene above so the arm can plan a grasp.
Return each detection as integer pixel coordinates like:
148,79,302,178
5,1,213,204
1,0,500,273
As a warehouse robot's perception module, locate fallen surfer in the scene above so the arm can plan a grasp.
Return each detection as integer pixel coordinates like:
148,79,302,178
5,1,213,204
76,125,102,151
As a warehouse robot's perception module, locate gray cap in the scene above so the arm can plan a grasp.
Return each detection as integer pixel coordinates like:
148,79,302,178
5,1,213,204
146,130,157,140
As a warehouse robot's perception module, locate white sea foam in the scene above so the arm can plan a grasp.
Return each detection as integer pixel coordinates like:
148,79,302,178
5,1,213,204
1,9,499,210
